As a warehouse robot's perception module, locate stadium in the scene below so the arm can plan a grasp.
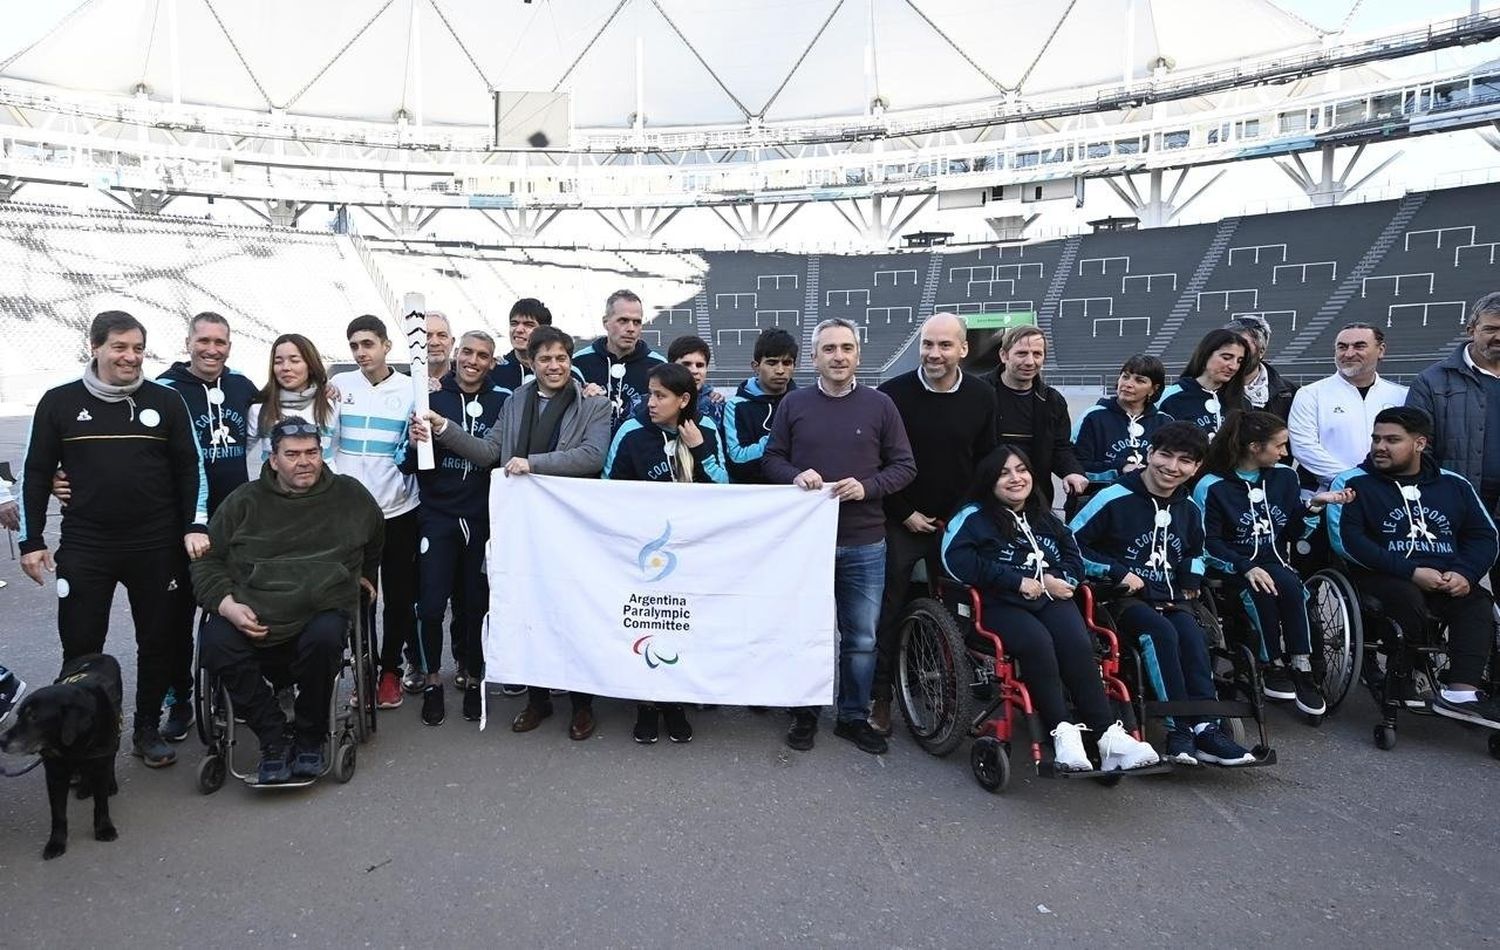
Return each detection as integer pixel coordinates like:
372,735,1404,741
2,2,1500,947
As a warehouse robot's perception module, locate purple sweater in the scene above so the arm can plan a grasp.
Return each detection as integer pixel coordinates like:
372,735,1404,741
763,383,917,545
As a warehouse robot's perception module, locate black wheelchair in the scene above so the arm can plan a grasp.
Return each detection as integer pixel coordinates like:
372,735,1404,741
1305,563,1500,758
193,596,378,792
1091,581,1278,766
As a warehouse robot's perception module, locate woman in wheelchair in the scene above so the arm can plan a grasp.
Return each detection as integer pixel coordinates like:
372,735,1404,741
940,445,1160,772
1193,410,1354,719
1070,421,1258,766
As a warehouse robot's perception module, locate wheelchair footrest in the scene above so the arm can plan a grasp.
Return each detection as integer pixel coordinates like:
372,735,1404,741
1036,761,1175,780
245,776,319,790
1143,700,1257,720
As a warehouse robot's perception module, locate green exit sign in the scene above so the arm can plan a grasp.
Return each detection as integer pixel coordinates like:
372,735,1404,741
963,311,1037,329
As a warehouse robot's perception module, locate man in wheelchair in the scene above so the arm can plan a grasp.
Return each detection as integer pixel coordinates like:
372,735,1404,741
1328,407,1500,727
190,420,385,784
1070,422,1259,767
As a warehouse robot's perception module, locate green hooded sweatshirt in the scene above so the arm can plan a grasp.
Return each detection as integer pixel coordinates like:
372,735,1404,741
191,462,385,646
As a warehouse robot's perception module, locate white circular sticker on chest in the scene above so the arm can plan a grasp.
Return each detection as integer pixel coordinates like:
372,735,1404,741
1154,510,1172,528
1127,423,1144,439
465,401,484,418
207,388,225,406
1248,488,1265,504
1400,485,1421,501
1204,398,1219,414
138,408,161,428
609,364,627,380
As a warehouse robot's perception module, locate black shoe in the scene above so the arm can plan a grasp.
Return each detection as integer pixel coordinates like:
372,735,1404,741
462,684,482,722
1261,666,1296,702
257,744,291,784
662,705,693,743
421,685,445,726
161,699,195,743
785,712,818,751
1431,691,1500,727
1291,668,1327,716
833,719,889,755
633,705,660,744
131,725,177,768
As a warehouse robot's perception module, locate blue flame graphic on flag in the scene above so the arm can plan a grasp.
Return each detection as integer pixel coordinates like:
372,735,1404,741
638,521,677,582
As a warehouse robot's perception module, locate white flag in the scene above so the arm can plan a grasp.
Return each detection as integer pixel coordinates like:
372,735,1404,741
483,474,839,722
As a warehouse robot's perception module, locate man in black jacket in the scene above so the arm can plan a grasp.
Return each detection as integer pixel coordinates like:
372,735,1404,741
870,314,996,734
983,326,1087,509
17,311,209,769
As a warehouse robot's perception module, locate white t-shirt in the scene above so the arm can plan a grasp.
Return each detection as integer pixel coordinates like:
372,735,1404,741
330,369,418,518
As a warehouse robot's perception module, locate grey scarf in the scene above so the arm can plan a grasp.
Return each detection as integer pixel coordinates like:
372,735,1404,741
82,361,144,420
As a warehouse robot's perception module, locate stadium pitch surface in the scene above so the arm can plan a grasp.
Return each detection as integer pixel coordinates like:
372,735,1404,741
1,412,1497,949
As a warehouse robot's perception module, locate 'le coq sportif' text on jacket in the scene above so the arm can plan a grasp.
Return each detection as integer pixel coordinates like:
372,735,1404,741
1068,470,1206,603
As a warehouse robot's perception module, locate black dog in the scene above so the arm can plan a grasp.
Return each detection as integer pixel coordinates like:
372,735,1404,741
0,653,123,859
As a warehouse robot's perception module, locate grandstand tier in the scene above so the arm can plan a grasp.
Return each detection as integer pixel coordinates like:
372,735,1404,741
4,182,1498,398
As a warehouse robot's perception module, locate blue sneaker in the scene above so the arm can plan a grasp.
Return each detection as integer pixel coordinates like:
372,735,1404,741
1193,723,1256,766
1164,727,1199,766
257,745,292,785
290,745,325,780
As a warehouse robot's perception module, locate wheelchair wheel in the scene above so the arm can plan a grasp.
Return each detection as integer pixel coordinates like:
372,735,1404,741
895,598,976,757
197,755,226,795
1374,724,1397,750
1307,569,1362,713
352,601,378,742
970,736,1010,793
332,740,357,783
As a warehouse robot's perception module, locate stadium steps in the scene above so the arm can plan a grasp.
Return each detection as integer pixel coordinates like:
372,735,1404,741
917,251,943,321
802,254,822,355
694,287,711,340
1037,235,1083,341
1279,191,1429,362
1145,216,1242,359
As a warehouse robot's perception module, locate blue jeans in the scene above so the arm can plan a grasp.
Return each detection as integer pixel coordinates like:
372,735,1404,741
831,541,886,723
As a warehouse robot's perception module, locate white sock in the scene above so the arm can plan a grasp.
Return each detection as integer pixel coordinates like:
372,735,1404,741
1441,689,1478,703
1290,655,1312,672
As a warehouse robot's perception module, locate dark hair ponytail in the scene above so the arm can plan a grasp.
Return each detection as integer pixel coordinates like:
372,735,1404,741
1203,409,1287,476
646,361,700,427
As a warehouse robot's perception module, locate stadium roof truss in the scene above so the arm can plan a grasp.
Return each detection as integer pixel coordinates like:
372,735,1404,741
1,3,1500,238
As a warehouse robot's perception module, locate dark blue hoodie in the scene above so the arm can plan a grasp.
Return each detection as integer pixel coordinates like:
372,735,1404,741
488,353,529,393
158,362,259,516
1329,456,1498,585
603,407,728,484
720,377,796,483
399,372,510,520
1158,377,1230,438
1192,464,1311,574
1068,469,1206,603
571,337,666,432
1072,397,1174,484
941,501,1084,616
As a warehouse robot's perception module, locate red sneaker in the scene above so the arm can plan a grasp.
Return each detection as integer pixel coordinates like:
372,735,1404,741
376,671,404,709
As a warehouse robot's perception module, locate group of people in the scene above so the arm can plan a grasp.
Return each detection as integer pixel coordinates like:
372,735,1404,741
9,286,1500,783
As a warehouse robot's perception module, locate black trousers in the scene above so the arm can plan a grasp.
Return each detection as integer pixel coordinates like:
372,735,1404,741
1351,568,1494,686
527,687,593,712
415,512,487,677
55,543,191,727
984,600,1113,731
872,521,941,702
377,509,420,674
198,611,346,750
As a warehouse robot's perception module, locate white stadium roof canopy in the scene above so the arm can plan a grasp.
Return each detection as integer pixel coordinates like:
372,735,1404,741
0,0,1478,135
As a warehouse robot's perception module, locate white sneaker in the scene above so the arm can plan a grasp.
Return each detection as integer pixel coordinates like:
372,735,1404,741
1097,721,1161,771
1050,721,1093,772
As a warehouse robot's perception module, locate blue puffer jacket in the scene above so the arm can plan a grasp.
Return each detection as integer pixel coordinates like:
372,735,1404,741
1405,343,1492,493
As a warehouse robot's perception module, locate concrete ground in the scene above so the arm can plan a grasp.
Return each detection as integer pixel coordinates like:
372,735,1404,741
2,412,1498,949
